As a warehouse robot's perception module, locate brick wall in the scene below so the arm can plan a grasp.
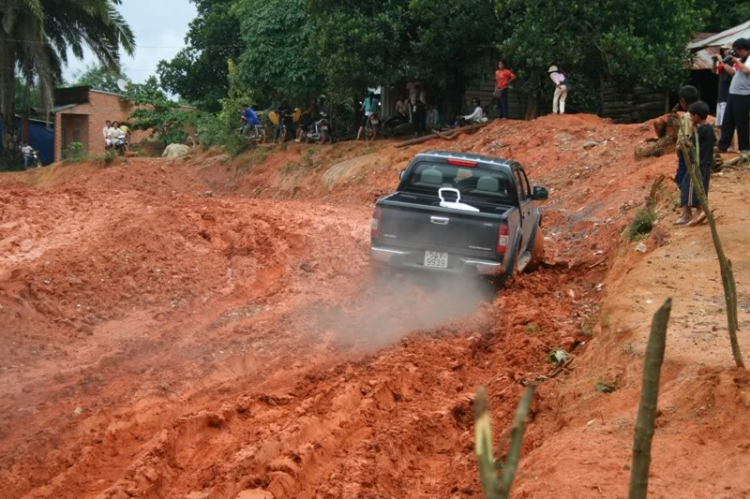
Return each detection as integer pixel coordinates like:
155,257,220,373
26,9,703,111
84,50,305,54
87,92,150,156
54,90,194,162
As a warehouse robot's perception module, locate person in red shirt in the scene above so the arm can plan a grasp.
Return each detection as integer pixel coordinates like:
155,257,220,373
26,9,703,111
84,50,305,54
494,60,517,119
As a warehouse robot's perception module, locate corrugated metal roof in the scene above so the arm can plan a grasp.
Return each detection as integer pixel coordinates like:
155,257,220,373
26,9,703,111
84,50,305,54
686,21,750,70
689,20,750,50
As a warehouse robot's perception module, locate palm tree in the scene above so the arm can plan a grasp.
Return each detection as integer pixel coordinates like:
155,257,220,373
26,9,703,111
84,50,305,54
0,0,135,155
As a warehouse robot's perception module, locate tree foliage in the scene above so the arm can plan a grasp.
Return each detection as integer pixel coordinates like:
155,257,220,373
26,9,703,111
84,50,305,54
158,0,243,111
73,64,130,93
232,0,323,104
126,77,194,145
1,0,134,153
494,0,704,111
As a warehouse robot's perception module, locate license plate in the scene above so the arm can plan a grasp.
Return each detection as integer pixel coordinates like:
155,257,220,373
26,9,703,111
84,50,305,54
320,126,328,131
424,250,449,269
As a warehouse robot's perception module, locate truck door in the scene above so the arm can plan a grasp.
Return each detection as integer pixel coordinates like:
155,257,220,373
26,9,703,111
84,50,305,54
513,167,534,253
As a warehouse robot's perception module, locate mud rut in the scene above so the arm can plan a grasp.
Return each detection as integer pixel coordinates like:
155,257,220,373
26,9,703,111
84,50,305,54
1,117,660,498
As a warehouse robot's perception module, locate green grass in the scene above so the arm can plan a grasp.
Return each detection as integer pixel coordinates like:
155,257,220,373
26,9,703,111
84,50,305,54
525,323,540,334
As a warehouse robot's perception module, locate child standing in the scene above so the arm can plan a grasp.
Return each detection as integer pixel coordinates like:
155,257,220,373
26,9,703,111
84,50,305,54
673,85,700,224
677,101,715,226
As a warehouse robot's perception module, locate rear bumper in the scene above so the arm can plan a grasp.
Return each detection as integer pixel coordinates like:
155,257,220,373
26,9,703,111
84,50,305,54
371,246,506,276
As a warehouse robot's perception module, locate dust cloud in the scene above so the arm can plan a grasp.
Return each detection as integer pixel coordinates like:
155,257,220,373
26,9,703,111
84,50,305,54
303,270,497,349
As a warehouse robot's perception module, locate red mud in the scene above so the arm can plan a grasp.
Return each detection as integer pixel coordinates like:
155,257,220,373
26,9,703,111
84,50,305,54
1,115,748,498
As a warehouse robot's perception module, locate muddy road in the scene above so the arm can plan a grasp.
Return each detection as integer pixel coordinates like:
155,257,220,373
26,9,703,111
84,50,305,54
2,115,746,498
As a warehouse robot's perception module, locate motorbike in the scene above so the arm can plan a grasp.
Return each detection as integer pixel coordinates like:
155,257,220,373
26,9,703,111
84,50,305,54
24,148,42,169
114,136,128,156
240,123,267,144
299,113,333,144
363,112,380,141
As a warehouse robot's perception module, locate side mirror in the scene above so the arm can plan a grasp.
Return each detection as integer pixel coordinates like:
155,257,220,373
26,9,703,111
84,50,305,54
399,169,406,181
532,186,549,200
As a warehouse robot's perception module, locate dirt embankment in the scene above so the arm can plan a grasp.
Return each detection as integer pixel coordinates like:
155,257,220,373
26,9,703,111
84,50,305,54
1,114,749,498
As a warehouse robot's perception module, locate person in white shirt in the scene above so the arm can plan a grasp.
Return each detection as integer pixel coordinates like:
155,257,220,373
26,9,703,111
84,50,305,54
20,142,33,168
103,120,114,148
462,99,484,124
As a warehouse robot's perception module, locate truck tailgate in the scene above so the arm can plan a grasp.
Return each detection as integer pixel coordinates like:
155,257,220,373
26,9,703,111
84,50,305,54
378,201,506,257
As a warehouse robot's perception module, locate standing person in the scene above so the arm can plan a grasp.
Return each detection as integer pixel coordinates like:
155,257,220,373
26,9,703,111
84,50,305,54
494,60,516,119
719,38,750,153
20,142,33,169
673,85,700,224
548,66,568,115
411,84,427,136
677,101,715,226
713,44,734,128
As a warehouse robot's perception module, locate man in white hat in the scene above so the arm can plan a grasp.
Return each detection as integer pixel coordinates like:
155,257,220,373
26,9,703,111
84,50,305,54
548,65,568,114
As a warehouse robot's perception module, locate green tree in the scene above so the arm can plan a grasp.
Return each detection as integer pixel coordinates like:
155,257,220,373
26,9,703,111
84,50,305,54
696,0,750,33
127,76,195,145
157,0,243,111
72,63,130,93
494,0,704,115
408,0,499,114
308,0,500,115
232,0,323,104
0,0,135,153
307,0,409,102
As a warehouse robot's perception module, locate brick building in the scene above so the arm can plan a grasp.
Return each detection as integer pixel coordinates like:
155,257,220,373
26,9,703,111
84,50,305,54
53,87,151,162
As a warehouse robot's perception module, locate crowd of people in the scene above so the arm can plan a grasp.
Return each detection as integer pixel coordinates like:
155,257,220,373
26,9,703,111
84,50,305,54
670,35,749,228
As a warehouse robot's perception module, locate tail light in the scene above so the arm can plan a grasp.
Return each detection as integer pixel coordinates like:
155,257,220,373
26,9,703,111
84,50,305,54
371,208,383,239
497,224,509,254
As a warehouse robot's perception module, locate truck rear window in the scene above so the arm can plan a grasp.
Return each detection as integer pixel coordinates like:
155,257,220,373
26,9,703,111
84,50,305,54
402,162,514,204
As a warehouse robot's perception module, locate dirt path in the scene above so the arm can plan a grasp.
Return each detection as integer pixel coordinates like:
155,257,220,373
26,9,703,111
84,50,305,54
513,168,750,499
1,115,747,498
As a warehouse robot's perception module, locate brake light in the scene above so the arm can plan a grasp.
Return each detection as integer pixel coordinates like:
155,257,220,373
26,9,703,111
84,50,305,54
371,208,383,239
497,224,509,254
447,158,477,167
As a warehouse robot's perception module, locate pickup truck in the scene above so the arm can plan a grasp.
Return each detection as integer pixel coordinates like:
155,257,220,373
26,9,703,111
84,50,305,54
370,150,548,284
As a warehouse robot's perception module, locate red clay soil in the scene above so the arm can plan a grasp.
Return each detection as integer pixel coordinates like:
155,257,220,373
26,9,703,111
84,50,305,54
1,114,747,498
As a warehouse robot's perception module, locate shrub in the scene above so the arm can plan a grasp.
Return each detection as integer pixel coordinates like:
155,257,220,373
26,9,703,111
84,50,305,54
629,207,656,240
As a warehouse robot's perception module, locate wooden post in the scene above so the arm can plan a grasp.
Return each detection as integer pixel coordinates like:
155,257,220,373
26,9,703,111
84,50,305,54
474,387,500,499
628,299,672,499
678,143,745,369
474,384,536,499
498,384,536,498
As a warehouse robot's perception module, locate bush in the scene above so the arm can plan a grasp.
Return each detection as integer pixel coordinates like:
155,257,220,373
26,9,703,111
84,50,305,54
62,142,87,164
629,207,656,240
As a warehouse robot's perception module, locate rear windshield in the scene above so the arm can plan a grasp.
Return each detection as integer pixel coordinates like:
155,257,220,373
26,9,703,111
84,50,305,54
402,161,514,205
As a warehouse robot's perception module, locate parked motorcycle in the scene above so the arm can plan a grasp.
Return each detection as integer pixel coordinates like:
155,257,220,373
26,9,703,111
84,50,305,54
29,149,42,168
299,113,333,144
239,122,268,144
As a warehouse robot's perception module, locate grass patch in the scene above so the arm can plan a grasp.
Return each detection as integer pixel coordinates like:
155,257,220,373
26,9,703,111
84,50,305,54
595,381,616,393
629,206,657,241
525,323,540,334
580,325,594,338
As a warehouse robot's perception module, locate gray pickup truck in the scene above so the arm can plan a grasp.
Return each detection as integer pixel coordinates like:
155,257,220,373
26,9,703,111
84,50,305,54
370,150,548,283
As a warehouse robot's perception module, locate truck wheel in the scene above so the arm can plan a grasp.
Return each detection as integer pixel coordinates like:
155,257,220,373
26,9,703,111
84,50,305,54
525,226,545,272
